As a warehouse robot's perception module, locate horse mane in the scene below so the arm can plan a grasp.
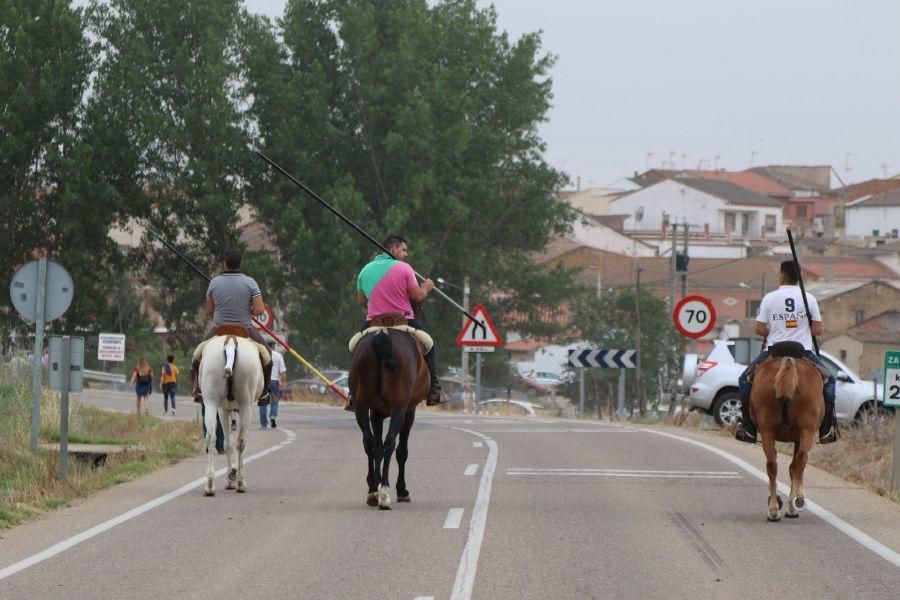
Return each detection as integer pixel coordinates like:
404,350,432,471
774,357,799,401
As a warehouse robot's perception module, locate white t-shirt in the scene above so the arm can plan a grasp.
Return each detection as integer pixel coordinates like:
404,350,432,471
756,285,821,351
270,350,287,381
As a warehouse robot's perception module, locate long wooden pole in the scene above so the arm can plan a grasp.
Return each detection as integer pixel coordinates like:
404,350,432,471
786,227,819,355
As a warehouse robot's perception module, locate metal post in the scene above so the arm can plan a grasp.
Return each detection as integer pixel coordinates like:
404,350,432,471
30,258,47,452
579,369,585,419
462,277,470,410
617,368,626,420
634,266,643,417
59,336,71,480
474,352,482,414
669,223,677,309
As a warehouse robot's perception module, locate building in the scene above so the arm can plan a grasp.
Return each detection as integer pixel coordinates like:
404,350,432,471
822,310,900,379
631,168,794,201
746,165,832,196
844,189,900,239
611,177,784,242
807,280,900,332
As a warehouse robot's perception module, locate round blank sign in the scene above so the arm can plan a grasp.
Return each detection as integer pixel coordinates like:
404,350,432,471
9,260,74,322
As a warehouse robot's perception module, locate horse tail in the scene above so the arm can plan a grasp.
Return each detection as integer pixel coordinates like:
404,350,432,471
774,357,798,404
223,336,237,401
371,331,397,375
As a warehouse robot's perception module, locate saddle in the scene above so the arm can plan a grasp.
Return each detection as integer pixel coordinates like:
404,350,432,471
746,341,829,384
193,324,271,366
348,315,433,355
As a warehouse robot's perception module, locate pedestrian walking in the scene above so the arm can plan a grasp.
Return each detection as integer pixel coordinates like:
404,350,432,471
160,354,179,416
130,356,153,415
260,341,287,429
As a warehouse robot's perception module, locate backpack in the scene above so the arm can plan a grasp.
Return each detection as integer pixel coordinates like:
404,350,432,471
163,363,172,377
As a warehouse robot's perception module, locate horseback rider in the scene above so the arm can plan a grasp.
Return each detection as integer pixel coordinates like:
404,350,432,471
732,259,838,444
345,235,447,410
192,249,272,402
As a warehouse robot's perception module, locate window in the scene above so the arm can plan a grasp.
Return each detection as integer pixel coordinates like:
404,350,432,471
833,206,841,218
796,205,808,218
747,300,761,319
839,350,847,361
741,214,750,235
854,309,865,324
765,215,776,232
818,355,841,378
725,212,736,232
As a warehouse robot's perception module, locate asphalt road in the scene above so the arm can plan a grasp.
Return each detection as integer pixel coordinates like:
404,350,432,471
2,390,900,599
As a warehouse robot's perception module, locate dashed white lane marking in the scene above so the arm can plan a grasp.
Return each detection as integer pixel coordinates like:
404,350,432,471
642,428,900,568
444,508,465,529
464,464,479,476
465,420,473,424
413,596,435,600
0,428,296,581
472,441,482,448
480,428,637,433
447,427,498,600
507,468,741,480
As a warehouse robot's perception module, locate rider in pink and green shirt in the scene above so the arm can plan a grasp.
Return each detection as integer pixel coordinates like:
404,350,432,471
352,235,446,407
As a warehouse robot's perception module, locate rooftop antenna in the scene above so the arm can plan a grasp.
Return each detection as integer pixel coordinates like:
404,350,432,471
844,152,854,182
646,152,654,170
881,163,889,179
681,153,688,169
713,154,722,170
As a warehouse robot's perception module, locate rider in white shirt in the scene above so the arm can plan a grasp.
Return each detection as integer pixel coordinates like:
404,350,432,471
732,260,837,444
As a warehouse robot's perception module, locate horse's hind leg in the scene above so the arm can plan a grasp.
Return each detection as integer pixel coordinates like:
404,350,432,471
356,410,380,507
377,407,406,510
220,406,237,490
235,405,248,493
203,403,218,496
761,433,782,521
787,432,814,517
396,408,416,502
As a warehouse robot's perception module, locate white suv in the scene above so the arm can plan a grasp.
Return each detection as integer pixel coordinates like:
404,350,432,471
685,338,886,426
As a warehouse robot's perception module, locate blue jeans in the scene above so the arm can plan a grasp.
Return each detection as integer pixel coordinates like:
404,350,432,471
739,349,835,403
259,380,280,426
162,383,177,412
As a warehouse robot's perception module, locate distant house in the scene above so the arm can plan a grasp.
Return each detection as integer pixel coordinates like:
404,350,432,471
632,168,794,202
807,280,900,332
611,178,783,240
822,310,900,379
844,189,900,239
561,187,633,216
746,165,832,197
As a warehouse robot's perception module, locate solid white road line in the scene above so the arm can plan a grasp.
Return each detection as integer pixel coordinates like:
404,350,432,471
464,464,479,476
642,428,900,568
444,508,465,529
0,428,297,581
480,428,637,433
448,427,499,600
507,471,742,480
413,596,435,600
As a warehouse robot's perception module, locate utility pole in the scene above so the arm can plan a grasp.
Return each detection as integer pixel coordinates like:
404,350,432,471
681,224,689,300
669,223,678,309
634,266,644,417
462,276,471,411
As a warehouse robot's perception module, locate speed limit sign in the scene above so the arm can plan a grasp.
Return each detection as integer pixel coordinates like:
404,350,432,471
673,295,716,339
252,303,275,331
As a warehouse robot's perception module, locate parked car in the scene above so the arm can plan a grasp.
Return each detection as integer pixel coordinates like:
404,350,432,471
518,371,563,395
686,338,887,426
282,373,349,400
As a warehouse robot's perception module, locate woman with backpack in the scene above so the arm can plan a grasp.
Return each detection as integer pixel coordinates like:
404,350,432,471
130,356,153,415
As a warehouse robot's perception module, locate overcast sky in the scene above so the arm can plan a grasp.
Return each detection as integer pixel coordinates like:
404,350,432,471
244,0,900,189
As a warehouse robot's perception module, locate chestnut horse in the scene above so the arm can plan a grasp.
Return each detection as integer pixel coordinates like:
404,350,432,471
749,343,825,521
349,328,430,509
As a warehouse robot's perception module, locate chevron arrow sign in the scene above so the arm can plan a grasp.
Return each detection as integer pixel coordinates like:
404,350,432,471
568,348,637,369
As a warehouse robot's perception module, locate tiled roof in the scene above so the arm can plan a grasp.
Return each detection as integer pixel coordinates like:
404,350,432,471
746,166,832,194
801,257,900,280
676,178,783,207
633,169,794,197
846,188,900,208
834,179,900,200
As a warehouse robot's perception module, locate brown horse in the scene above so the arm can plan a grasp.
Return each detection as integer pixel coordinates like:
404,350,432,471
349,327,430,509
749,343,825,521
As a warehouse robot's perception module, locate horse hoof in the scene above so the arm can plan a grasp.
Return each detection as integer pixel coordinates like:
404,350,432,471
785,511,799,519
767,513,781,522
204,489,215,497
236,486,246,493
225,482,236,490
366,493,378,507
378,504,392,511
398,493,411,503
790,495,806,512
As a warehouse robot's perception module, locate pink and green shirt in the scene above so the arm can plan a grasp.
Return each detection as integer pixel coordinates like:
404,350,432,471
357,253,418,321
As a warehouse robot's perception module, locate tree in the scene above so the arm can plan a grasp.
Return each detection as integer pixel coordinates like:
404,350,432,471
85,0,259,347
242,0,577,365
560,288,677,416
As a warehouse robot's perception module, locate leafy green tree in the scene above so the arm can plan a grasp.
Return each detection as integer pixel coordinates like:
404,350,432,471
242,0,576,366
559,289,677,416
84,0,260,347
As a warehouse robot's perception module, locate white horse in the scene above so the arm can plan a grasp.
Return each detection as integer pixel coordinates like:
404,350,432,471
197,334,266,496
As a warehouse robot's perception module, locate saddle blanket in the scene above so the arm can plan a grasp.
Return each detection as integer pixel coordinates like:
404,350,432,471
193,337,271,366
348,325,433,354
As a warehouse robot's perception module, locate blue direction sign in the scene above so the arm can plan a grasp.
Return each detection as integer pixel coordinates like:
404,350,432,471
569,348,637,369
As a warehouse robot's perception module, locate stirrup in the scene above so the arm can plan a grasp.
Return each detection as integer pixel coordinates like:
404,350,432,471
426,387,448,407
730,422,757,444
819,426,839,444
344,397,355,412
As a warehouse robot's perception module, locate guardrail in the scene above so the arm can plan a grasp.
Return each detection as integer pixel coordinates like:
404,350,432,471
82,369,127,384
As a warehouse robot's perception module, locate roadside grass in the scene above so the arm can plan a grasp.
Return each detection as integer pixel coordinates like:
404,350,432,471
0,367,201,530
